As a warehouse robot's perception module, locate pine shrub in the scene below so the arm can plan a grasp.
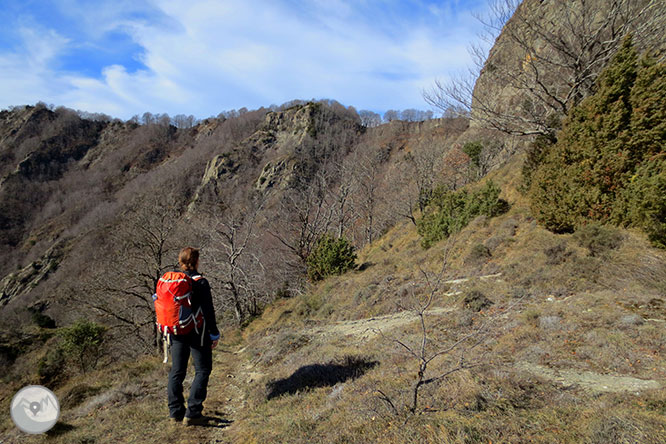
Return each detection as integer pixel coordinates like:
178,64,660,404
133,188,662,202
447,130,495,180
417,181,509,249
306,234,357,281
527,36,666,247
462,141,483,169
59,320,107,373
616,154,666,248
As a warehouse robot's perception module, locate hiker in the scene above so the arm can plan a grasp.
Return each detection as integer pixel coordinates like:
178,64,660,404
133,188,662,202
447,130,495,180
161,247,220,426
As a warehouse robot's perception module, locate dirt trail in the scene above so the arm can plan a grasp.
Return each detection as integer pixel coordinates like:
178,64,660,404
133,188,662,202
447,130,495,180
309,273,503,340
515,362,662,393
310,306,454,340
191,346,249,443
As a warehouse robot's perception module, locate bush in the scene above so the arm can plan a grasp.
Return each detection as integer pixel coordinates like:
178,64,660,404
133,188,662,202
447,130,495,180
573,223,624,256
615,154,666,248
417,181,509,248
29,308,56,329
38,347,65,384
544,242,573,265
306,234,357,281
466,243,492,265
528,37,666,247
462,290,493,312
520,133,557,193
462,141,483,170
59,320,107,373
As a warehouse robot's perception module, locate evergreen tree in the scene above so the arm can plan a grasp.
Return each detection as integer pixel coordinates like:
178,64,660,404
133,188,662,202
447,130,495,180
527,36,666,247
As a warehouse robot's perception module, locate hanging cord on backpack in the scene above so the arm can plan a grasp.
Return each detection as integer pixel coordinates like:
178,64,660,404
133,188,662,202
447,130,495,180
194,318,206,347
162,332,171,364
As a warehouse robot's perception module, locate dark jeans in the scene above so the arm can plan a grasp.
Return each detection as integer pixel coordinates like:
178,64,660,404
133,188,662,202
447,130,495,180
167,331,212,419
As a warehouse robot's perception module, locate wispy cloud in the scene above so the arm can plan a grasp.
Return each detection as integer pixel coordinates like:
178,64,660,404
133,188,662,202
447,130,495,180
0,0,488,119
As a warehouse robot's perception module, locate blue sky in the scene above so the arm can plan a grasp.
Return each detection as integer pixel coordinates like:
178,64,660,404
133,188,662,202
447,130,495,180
0,0,491,120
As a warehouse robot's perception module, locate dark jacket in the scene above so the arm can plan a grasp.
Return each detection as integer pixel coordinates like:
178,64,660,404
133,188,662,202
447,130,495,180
184,270,220,341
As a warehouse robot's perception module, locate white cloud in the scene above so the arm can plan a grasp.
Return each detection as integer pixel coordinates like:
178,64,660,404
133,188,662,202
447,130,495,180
0,25,71,107
0,0,485,119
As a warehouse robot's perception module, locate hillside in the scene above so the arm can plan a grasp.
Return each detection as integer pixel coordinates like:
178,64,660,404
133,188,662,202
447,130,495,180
1,0,666,442
1,157,664,443
0,100,469,354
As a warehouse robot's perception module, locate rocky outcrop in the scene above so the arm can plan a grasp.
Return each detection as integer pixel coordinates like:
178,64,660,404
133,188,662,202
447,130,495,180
0,243,64,306
456,0,666,172
189,153,240,208
189,102,363,207
255,156,298,191
471,0,665,136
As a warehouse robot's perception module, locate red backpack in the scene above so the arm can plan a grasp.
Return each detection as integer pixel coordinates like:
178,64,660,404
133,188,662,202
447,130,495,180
153,271,204,335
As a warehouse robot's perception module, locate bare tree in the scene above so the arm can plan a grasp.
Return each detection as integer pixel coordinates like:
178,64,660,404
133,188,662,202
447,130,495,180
407,144,443,213
425,0,664,135
440,145,472,190
383,110,400,123
172,114,198,129
359,110,383,128
400,109,435,122
77,194,184,354
331,159,358,239
376,241,490,416
141,112,155,125
269,169,336,266
202,204,268,326
350,149,382,246
385,164,419,226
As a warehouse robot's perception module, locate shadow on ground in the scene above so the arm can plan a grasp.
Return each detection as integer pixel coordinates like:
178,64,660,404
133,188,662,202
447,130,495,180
188,416,233,428
266,356,378,400
46,422,76,436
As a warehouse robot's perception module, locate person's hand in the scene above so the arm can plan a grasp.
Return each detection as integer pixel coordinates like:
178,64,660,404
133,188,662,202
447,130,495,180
211,340,219,350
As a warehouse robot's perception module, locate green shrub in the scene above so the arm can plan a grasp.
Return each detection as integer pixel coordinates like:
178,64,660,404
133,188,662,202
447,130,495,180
527,37,666,248
29,309,56,329
614,154,666,248
520,133,557,193
38,347,65,384
417,180,509,248
462,141,483,169
59,320,107,373
306,234,357,281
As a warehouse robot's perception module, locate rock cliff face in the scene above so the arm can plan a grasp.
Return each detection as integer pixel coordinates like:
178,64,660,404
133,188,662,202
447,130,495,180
0,242,64,306
189,102,364,208
471,0,665,137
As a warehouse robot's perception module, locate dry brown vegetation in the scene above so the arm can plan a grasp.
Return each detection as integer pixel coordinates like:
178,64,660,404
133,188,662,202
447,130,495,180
2,155,663,443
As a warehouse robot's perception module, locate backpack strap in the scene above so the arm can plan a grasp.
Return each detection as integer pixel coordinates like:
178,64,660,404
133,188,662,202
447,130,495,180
190,275,205,345
162,332,171,364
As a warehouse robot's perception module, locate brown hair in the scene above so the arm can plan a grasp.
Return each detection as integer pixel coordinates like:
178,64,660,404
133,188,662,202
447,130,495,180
178,247,199,272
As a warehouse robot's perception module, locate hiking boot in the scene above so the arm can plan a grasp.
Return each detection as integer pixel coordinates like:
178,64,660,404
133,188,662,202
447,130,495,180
184,415,207,426
169,416,183,424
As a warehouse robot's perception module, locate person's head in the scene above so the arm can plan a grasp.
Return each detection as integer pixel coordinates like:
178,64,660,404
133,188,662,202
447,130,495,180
178,247,199,272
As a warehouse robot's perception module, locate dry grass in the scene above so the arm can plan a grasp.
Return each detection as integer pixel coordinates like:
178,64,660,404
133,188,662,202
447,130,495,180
219,179,665,442
3,160,666,443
